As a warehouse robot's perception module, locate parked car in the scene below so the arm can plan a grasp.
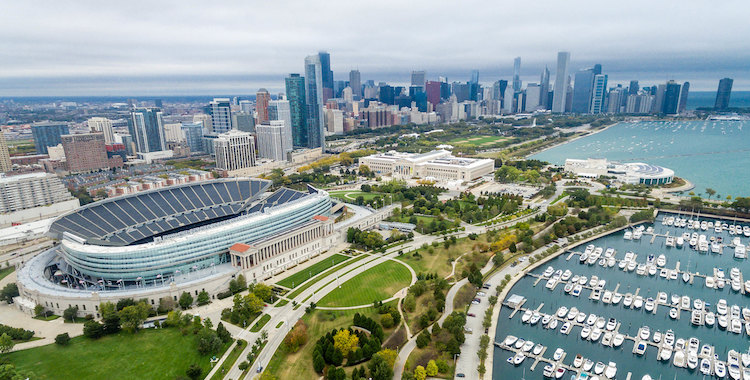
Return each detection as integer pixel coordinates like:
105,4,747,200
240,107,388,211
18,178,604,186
467,313,476,317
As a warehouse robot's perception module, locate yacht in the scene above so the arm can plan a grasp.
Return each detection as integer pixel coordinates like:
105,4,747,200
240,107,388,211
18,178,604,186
624,230,633,240
694,298,704,310
715,361,727,378
602,332,613,346
590,328,602,342
687,351,699,370
735,244,746,259
624,293,633,307
660,268,669,278
521,340,534,352
658,292,668,304
579,252,589,263
634,341,647,356
733,278,742,292
547,318,558,330
567,307,579,320
595,317,606,330
560,322,572,334
671,294,681,304
606,318,617,331
554,307,567,319
645,297,655,312
618,259,628,270
664,330,675,346
627,261,637,271
512,352,525,365
572,285,582,297
673,350,686,367
571,275,580,284
719,314,729,329
718,299,728,315
666,235,675,247
543,364,555,378
586,314,597,326
580,326,591,339
611,292,622,305
564,282,574,293
712,242,723,254
731,318,743,334
588,275,599,287
543,266,554,277
573,354,583,368
503,335,518,346
657,254,667,266
688,337,700,353
660,346,673,361
706,276,716,288
521,309,532,323
691,309,703,325
700,358,712,376
590,289,601,301
639,326,651,340
554,367,565,379
612,333,625,347
652,330,662,343
602,290,612,303
514,338,525,349
633,229,643,240
542,314,552,326
552,347,564,361
745,279,750,293
636,264,647,276
533,343,544,355
561,270,572,281
545,278,557,289
676,237,684,248
530,312,541,325
705,311,716,326
583,359,594,372
731,267,741,280
670,308,679,319
576,312,587,324
681,295,691,309
605,247,615,257
649,265,658,276
728,363,741,380
578,276,588,285
594,361,606,375
669,270,678,280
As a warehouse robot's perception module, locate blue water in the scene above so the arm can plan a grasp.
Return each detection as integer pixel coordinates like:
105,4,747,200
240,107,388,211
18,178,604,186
493,213,750,379
531,120,750,197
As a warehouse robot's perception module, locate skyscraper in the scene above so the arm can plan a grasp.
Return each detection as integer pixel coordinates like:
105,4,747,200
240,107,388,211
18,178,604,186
539,67,550,109
662,81,682,114
318,51,334,103
256,122,288,161
285,74,307,148
513,57,522,92
208,98,232,133
256,89,271,124
349,70,361,99
571,68,596,114
214,130,256,171
628,80,640,95
61,132,109,173
268,99,293,156
677,82,690,114
425,81,442,106
590,74,608,114
0,132,11,173
304,55,325,149
715,78,733,110
524,84,541,112
552,51,570,113
470,70,480,101
87,117,115,144
31,122,69,155
128,108,165,153
181,122,205,154
411,70,426,89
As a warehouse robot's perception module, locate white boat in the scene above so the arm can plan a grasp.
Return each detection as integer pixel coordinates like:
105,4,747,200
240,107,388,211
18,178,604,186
682,272,690,282
660,346,673,361
636,264,647,276
514,338,525,349
521,309,532,323
705,311,716,326
618,259,628,270
648,265,657,276
606,318,617,331
512,352,525,365
701,344,712,357
588,275,598,287
666,236,675,247
718,299,728,315
660,268,668,278
694,298,704,310
716,361,727,378
664,330,675,346
594,361,606,375
671,294,680,304
547,319,558,330
503,335,518,346
579,276,587,285
731,267,741,280
602,290,612,303
573,354,583,368
543,266,554,277
580,326,591,339
590,328,602,342
719,314,729,329
718,277,726,289
543,364,554,378
522,340,534,352
670,308,679,319
583,359,594,372
645,297,655,312
530,312,541,325
542,314,552,326
576,312,587,324
566,307,578,320
745,280,750,293
731,318,743,334
688,351,698,369
681,295,691,309
624,293,633,307
572,285,582,297
564,283,574,293
735,244,746,259
633,295,643,309
554,367,565,379
676,237,684,247
658,292,668,304
657,254,666,266
673,350,686,367
669,270,678,280
627,261,637,272
533,343,544,355
612,333,624,347
712,242,723,254
741,352,750,367
623,230,632,240
595,317,605,330
688,337,700,353
728,363,741,379
639,326,650,340
611,292,622,305
586,314,597,326
602,331,613,346
579,252,589,263
733,278,742,292
560,322,572,334
634,341,647,356
691,309,703,325
700,358,712,376
652,330,662,343
561,270,572,281
552,347,564,361
633,229,643,240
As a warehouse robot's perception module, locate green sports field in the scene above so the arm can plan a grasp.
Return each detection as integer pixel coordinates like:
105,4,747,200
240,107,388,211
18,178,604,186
317,260,412,307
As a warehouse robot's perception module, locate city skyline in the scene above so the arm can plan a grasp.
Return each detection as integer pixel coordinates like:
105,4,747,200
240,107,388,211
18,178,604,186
0,1,748,96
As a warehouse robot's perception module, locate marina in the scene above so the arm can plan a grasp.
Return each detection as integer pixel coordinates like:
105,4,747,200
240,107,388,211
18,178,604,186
493,212,750,379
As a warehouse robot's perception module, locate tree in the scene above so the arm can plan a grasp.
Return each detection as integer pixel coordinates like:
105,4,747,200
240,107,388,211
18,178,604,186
0,333,13,354
414,365,427,380
380,313,394,328
34,304,46,318
0,283,19,303
368,351,394,380
83,320,105,339
196,328,223,355
426,360,438,376
179,292,194,309
196,290,210,306
313,351,325,373
119,302,150,333
216,322,232,343
333,329,359,357
416,330,431,348
185,363,202,380
284,320,308,353
372,349,397,369
100,302,121,334
253,283,273,303
706,188,716,200
63,306,79,322
55,333,70,346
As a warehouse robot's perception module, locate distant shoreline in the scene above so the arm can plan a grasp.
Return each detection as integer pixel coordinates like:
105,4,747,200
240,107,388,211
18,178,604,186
525,121,622,159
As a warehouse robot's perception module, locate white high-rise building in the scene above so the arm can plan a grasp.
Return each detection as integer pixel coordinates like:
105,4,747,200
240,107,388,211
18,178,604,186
268,99,293,155
87,117,115,144
214,130,256,171
590,74,608,114
193,114,212,133
0,132,11,173
552,51,570,113
326,109,344,134
256,122,287,161
502,86,514,113
524,84,541,112
163,123,186,142
209,98,233,133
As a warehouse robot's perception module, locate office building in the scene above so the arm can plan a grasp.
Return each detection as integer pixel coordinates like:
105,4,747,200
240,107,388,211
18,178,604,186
715,78,733,110
326,109,344,134
87,117,115,144
214,130,256,171
256,122,287,161
677,82,690,114
359,150,495,182
304,55,325,149
232,112,255,133
552,51,570,113
524,84,541,112
181,122,205,154
208,98,233,133
318,51,334,102
411,70,426,89
539,67,550,109
349,70,361,98
32,122,69,155
513,57,522,92
0,132,10,173
239,100,254,114
256,89,271,124
425,81,442,106
0,173,79,226
268,99,293,155
61,133,109,172
571,68,596,114
628,80,640,95
163,123,185,143
590,74,608,114
662,81,682,114
193,114,212,132
285,74,308,148
606,87,626,113
128,108,165,153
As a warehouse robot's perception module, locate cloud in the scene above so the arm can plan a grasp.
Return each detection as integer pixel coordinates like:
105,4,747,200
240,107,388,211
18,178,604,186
0,0,747,95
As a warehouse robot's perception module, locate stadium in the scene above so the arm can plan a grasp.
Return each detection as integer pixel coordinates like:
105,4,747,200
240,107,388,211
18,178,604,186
15,178,337,316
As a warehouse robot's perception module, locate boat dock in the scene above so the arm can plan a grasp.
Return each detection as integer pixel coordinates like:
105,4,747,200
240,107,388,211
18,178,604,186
494,341,620,380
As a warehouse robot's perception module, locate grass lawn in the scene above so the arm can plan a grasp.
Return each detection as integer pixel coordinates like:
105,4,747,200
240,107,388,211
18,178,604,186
0,266,15,281
390,214,436,226
286,255,369,300
400,235,493,279
266,305,394,380
209,339,246,380
448,135,507,147
7,328,229,380
33,314,60,321
329,190,383,202
250,314,271,332
317,260,412,307
276,254,350,289
274,300,289,308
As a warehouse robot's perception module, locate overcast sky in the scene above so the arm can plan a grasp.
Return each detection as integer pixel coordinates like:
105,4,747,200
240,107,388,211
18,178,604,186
1,0,748,96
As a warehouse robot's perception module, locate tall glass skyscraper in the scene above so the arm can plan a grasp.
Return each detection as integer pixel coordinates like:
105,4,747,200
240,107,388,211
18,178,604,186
662,81,682,114
208,98,232,134
349,70,361,99
181,122,205,154
552,51,570,113
268,99,293,156
318,51,334,102
590,74,608,114
539,67,550,109
31,122,69,154
571,68,595,114
715,78,733,110
304,55,325,149
128,108,166,153
285,74,307,148
512,57,522,92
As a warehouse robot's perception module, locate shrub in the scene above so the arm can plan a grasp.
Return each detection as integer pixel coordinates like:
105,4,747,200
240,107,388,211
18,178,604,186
55,333,70,345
